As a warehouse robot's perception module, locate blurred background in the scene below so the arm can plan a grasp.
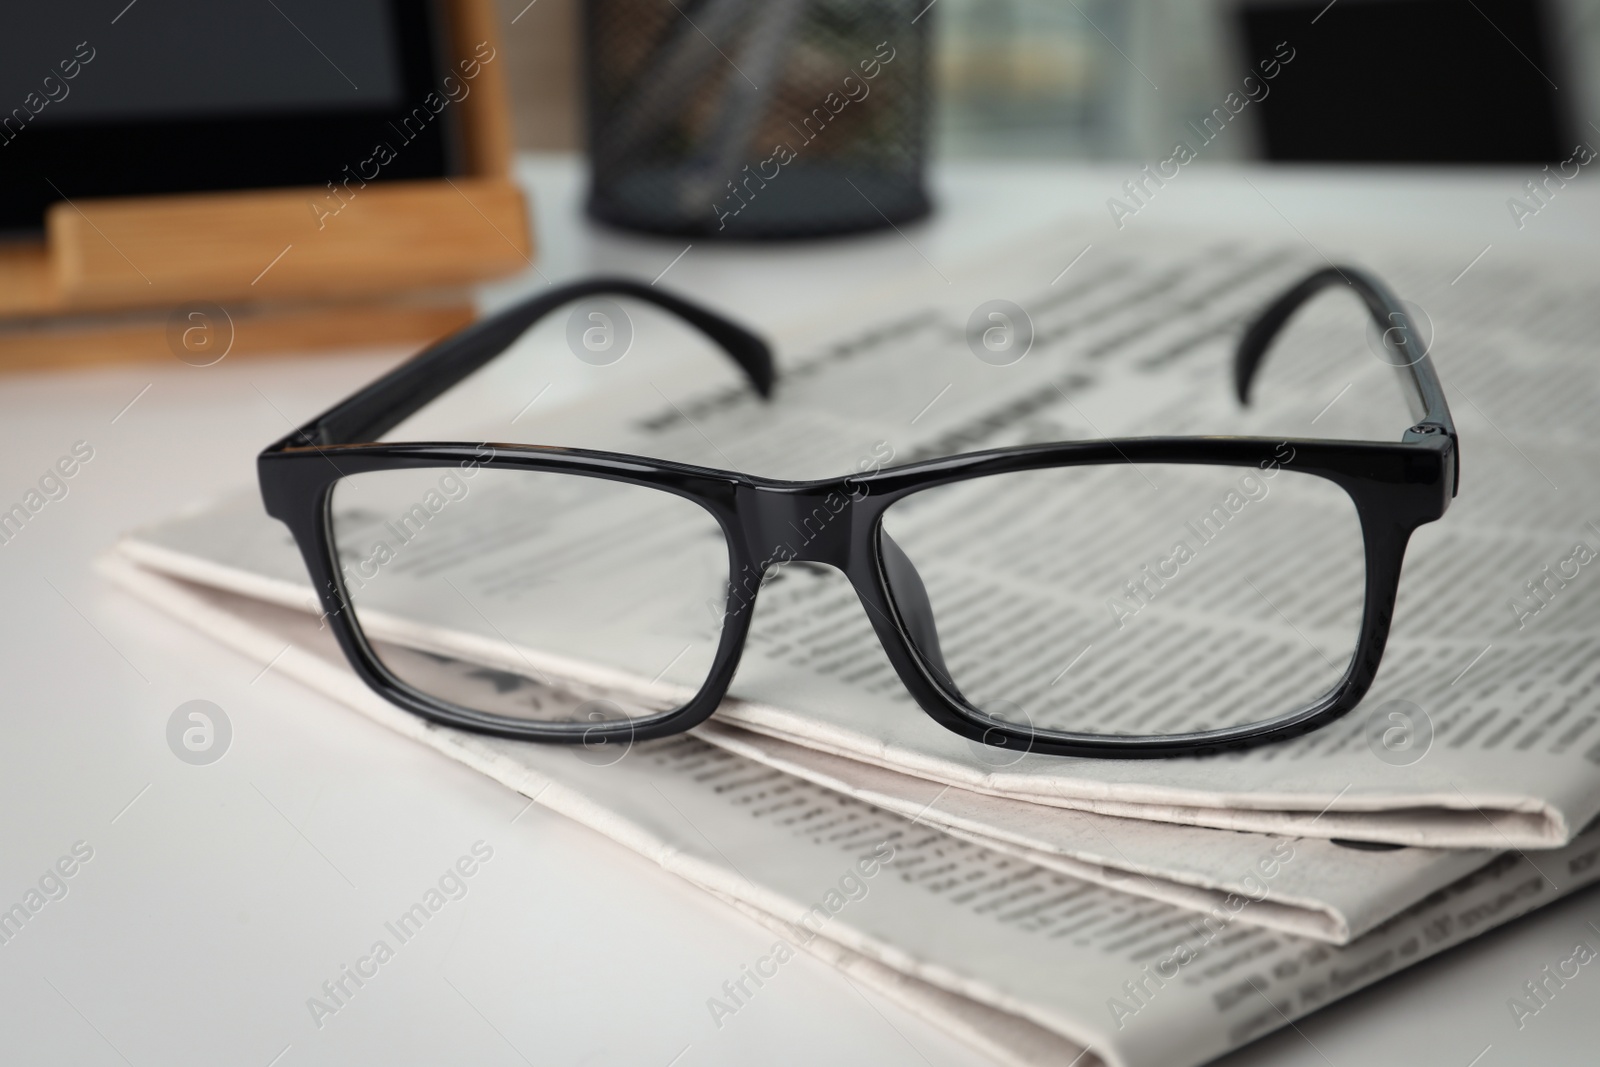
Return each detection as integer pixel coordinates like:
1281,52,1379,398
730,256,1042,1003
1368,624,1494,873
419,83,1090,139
502,0,1600,162
7,0,1599,366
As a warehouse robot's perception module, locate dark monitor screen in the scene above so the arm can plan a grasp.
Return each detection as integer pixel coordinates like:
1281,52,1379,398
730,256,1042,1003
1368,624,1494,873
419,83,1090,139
0,0,456,233
1240,0,1567,163
0,2,404,125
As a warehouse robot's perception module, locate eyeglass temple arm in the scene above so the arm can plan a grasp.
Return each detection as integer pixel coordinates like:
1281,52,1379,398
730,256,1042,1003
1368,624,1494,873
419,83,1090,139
1234,266,1457,454
282,277,775,447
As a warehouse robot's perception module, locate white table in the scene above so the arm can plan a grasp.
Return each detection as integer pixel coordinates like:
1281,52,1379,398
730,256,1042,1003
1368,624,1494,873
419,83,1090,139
1,155,1595,1067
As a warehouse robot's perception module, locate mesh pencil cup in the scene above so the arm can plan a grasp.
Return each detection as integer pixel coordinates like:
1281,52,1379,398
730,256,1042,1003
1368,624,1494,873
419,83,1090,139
582,0,932,239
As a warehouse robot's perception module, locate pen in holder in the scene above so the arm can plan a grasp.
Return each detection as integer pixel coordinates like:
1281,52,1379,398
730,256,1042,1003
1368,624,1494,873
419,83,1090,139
582,0,931,239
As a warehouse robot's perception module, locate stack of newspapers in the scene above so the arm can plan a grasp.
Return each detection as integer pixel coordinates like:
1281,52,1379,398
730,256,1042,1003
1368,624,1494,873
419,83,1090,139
102,231,1600,1067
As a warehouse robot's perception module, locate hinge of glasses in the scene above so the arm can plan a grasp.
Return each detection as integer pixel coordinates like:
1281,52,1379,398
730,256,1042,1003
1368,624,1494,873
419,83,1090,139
1402,421,1448,443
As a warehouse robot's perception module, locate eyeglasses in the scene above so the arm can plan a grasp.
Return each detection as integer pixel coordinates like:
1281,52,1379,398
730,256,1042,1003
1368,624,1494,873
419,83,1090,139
258,267,1458,758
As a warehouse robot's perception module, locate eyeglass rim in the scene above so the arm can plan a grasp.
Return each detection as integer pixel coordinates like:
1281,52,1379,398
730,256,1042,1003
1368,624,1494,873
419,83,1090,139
258,426,1451,756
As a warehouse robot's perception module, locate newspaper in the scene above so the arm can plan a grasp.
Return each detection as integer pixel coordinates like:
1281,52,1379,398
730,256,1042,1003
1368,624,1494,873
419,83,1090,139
693,720,1493,944
96,555,1600,1067
115,231,1600,850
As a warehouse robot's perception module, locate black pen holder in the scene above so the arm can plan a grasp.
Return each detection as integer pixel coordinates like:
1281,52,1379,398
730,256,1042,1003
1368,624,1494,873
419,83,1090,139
582,0,932,239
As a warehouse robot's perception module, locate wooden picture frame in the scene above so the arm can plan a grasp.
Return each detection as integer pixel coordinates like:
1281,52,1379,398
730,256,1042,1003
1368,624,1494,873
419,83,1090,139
0,0,532,371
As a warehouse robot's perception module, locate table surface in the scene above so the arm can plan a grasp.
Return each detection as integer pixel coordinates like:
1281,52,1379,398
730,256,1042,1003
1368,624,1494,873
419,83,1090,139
2,154,1597,1067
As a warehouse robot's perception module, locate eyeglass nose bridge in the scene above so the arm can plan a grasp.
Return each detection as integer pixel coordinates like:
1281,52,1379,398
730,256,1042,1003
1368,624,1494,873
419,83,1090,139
736,481,862,571
734,480,955,684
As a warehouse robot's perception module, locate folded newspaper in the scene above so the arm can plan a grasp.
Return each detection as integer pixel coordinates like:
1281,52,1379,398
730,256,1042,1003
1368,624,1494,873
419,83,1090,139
692,720,1493,944
101,228,1600,1065
117,232,1600,852
100,559,1600,1067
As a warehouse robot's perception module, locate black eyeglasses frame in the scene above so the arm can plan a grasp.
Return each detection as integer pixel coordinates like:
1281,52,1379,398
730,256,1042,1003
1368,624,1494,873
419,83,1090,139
258,268,1457,759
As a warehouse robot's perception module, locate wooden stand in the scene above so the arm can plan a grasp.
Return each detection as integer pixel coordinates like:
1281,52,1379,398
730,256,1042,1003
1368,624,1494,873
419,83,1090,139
0,0,531,372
